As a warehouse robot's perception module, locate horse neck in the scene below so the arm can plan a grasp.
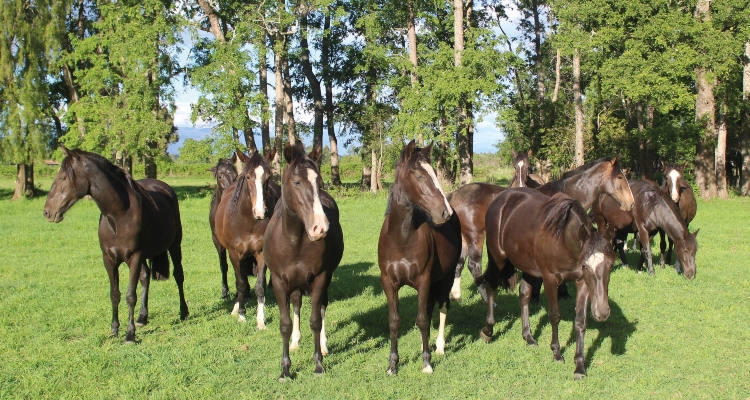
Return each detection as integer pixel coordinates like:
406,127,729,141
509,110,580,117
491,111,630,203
84,158,137,217
279,194,306,239
560,168,601,209
386,183,421,240
655,200,687,242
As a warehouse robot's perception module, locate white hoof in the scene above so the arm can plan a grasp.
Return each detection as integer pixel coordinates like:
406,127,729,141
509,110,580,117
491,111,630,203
435,340,445,355
237,314,246,323
449,278,462,301
290,341,299,351
256,321,266,330
321,344,329,356
422,365,434,374
230,302,240,316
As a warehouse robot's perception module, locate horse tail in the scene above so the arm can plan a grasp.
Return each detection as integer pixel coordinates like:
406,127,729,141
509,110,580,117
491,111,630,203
151,252,170,280
498,261,518,292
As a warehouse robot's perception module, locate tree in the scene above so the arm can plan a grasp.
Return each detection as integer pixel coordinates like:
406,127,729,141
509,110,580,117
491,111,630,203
178,137,214,163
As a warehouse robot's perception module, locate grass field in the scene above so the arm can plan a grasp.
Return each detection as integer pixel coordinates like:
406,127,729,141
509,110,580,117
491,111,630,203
1,176,749,398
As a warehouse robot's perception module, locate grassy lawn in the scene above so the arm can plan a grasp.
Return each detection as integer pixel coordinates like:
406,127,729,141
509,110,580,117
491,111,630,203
1,177,748,398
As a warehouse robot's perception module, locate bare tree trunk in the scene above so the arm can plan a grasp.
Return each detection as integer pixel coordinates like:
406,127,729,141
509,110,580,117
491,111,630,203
259,38,271,155
283,53,296,144
370,147,379,193
144,157,157,179
742,41,750,195
573,48,584,167
407,0,418,86
300,12,324,151
552,49,561,102
272,35,286,176
454,0,472,185
197,0,226,41
322,11,341,186
716,101,728,198
12,164,36,200
360,151,372,191
694,0,717,199
531,0,545,128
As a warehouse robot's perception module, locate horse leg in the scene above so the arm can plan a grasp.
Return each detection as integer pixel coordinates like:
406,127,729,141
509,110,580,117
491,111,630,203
124,253,144,343
615,230,629,268
290,290,302,351
271,276,292,381
519,276,538,346
103,256,121,337
450,236,468,301
309,273,330,374
543,278,563,362
434,274,453,355
380,274,401,375
254,252,267,330
320,282,331,356
416,277,433,374
659,230,667,268
480,252,501,342
631,232,639,252
228,251,247,322
667,236,675,267
213,233,230,299
467,237,490,304
169,242,189,321
638,228,654,275
136,262,150,326
573,280,590,379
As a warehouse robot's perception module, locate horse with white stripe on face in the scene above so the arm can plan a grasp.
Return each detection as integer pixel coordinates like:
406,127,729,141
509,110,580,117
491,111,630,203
377,140,462,375
214,150,279,329
480,189,614,379
263,142,344,381
659,162,697,268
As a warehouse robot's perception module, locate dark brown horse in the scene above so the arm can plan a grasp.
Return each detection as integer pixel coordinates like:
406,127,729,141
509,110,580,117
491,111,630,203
214,150,279,329
263,143,344,380
378,140,462,375
659,162,697,267
208,154,238,299
481,189,614,379
509,150,544,189
448,156,633,302
43,146,188,342
592,179,698,279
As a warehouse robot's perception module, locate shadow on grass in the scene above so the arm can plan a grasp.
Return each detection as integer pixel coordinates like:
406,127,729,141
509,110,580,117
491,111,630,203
171,184,214,201
329,262,381,302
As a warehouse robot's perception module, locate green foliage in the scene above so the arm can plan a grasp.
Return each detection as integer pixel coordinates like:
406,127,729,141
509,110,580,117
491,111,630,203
178,138,214,164
1,177,750,397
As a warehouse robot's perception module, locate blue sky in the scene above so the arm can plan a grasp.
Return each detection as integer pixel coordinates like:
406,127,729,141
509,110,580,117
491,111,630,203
170,2,521,155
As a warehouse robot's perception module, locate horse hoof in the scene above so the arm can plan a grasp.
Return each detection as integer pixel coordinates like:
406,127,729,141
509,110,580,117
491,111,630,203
124,338,135,345
278,376,289,383
290,342,299,352
574,372,586,380
554,355,564,363
257,322,266,330
525,338,538,347
387,368,397,376
321,347,329,356
237,315,246,323
314,365,325,375
480,330,492,343
422,365,434,374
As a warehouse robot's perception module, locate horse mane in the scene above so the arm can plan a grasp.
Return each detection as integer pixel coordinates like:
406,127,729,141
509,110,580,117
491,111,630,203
539,193,583,239
560,157,614,179
228,152,271,215
633,179,666,217
62,149,157,209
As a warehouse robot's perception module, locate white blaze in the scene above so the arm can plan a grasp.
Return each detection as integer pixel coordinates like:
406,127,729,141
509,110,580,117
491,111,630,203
585,252,606,272
420,161,453,216
307,169,329,235
253,165,265,218
516,160,526,187
668,170,681,203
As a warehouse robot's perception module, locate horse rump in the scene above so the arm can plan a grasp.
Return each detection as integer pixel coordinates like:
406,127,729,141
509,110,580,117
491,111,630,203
150,252,170,280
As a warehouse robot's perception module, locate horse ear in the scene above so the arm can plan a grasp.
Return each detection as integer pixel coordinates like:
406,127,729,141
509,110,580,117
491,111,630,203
611,155,620,165
59,144,71,157
527,149,532,157
661,160,667,170
265,148,277,163
681,162,689,171
692,229,699,238
421,142,434,159
230,152,237,163
401,139,417,160
236,150,250,163
283,143,294,164
511,149,517,158
308,143,322,163
207,166,217,174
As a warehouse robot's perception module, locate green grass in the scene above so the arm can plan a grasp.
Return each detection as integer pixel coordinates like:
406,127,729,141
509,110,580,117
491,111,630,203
1,177,749,398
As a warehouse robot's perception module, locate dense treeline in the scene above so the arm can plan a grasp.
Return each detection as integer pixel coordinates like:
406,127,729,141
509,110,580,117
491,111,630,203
1,0,748,199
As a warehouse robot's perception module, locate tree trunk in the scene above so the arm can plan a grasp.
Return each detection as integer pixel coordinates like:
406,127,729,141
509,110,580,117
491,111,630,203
242,120,257,155
323,10,341,186
552,49,561,102
531,0,545,128
573,48,584,167
300,13,324,151
272,35,286,176
144,157,157,179
694,0,717,199
283,53,296,145
716,101,728,198
197,0,226,42
12,164,36,200
259,37,271,155
741,41,750,196
454,0,472,185
370,147,380,193
407,0,418,86
360,151,372,191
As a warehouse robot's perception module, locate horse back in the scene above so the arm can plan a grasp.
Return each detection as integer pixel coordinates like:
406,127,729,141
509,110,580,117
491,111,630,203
429,212,462,279
485,189,544,271
448,182,505,242
678,182,697,225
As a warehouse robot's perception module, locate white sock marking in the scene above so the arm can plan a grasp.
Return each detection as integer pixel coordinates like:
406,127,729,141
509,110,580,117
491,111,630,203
435,305,447,355
290,309,301,350
256,299,266,330
321,307,328,356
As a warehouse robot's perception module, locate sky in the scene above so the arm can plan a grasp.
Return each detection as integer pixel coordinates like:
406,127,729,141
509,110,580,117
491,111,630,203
169,2,522,156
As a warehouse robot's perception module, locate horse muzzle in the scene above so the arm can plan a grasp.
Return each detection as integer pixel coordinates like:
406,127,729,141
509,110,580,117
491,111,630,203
591,303,611,322
42,209,63,223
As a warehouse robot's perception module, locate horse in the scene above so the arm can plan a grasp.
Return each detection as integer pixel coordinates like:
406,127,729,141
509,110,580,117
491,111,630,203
378,140,462,375
263,142,344,380
480,189,614,379
659,162,697,267
448,156,633,302
42,146,188,343
509,150,544,189
214,150,279,329
591,179,698,279
208,154,238,299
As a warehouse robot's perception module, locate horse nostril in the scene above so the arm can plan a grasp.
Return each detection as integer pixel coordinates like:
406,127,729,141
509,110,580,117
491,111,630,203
43,210,49,219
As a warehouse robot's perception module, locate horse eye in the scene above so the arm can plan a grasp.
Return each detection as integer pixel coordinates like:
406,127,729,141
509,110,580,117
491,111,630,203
294,181,301,186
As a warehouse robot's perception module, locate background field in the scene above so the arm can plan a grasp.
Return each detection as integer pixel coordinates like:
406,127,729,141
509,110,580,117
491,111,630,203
1,176,749,398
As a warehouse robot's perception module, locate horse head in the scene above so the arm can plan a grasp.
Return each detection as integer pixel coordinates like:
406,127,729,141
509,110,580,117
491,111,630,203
395,140,453,225
43,145,91,223
235,150,274,220
209,156,238,195
602,156,635,211
512,150,531,188
578,230,615,322
282,142,328,241
662,162,686,203
675,229,698,280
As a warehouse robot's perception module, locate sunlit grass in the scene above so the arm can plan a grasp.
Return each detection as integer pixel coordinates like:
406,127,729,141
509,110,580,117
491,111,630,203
1,177,749,398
